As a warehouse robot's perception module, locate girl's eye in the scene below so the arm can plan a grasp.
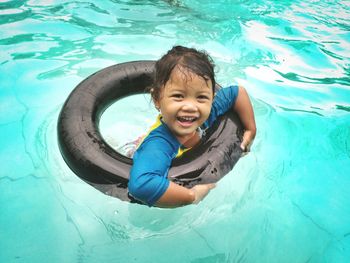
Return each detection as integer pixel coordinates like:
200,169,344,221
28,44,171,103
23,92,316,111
198,95,210,101
172,94,183,99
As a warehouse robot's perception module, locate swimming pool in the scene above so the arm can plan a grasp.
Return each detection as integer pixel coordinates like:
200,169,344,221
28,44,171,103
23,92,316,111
1,0,349,262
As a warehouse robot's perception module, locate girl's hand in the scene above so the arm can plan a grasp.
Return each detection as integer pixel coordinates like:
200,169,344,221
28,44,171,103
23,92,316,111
240,130,255,152
191,183,216,204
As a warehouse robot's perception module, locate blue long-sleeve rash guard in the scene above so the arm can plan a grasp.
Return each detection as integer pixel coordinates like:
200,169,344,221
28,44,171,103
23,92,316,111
128,85,239,206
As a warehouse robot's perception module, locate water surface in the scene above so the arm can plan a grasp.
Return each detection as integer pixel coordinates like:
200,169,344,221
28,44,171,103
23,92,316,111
1,0,349,262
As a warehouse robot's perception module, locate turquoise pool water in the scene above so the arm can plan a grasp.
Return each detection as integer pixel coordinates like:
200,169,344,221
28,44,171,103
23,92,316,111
1,0,350,262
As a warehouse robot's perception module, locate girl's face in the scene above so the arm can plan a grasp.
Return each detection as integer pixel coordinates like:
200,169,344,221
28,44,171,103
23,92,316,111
154,67,214,144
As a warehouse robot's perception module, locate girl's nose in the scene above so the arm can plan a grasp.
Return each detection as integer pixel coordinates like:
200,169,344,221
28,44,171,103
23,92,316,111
181,100,198,111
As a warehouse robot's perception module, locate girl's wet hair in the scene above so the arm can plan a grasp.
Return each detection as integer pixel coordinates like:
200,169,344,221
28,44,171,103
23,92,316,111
152,45,215,102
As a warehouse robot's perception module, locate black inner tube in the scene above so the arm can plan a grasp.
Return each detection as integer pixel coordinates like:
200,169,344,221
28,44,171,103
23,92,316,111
57,61,243,202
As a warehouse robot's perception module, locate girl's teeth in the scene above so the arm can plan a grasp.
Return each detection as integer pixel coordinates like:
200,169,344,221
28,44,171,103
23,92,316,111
178,116,196,122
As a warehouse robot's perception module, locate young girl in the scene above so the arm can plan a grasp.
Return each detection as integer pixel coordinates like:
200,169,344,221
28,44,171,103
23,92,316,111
128,46,256,207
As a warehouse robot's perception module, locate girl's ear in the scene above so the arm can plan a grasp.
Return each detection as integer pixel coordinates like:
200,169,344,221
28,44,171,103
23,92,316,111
154,99,160,111
150,87,161,111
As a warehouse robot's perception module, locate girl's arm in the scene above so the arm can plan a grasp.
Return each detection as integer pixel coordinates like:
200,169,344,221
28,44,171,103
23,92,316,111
129,139,215,207
233,86,256,151
155,182,215,208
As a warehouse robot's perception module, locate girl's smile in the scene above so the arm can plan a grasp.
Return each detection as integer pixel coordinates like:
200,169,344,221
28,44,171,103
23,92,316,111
154,66,214,145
